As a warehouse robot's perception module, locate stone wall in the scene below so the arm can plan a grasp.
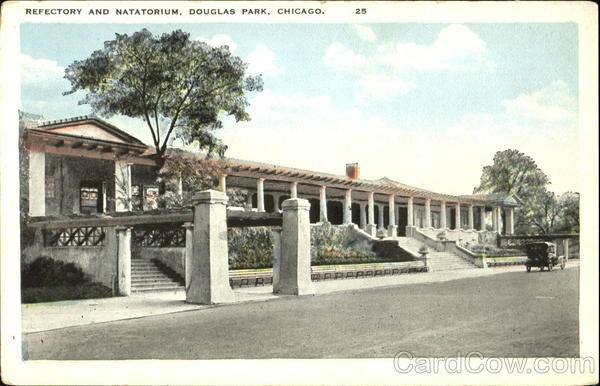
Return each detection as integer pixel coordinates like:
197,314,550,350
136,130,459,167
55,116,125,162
22,226,119,289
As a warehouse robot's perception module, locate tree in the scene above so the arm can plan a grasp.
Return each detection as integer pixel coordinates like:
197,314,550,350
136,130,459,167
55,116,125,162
64,29,263,159
474,149,551,234
473,149,550,199
556,192,580,233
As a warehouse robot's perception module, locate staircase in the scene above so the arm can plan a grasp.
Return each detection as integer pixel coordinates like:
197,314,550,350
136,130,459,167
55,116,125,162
131,258,185,293
426,251,477,271
396,237,477,271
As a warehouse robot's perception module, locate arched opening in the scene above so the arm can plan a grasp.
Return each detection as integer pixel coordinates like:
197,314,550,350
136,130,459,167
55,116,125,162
397,207,408,236
327,201,343,225
383,205,390,228
278,195,291,209
308,198,320,223
351,203,361,224
251,193,275,212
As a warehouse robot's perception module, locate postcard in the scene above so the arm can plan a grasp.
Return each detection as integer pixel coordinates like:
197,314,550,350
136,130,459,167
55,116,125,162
1,1,598,385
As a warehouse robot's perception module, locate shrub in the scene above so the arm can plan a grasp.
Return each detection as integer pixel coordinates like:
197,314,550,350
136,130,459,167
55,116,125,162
468,244,525,257
228,227,274,270
22,283,112,303
21,256,90,288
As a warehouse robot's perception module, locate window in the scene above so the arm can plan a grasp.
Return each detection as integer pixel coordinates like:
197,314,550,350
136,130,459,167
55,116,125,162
80,181,103,214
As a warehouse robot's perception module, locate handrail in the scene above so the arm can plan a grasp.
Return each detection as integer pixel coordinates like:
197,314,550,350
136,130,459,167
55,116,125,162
28,209,283,229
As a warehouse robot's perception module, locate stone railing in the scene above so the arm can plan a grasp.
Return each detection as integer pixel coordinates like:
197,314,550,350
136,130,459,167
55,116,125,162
408,227,484,268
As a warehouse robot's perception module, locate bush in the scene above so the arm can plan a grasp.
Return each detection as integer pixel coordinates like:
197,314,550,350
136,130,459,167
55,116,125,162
469,244,525,257
228,227,274,270
313,249,381,266
21,256,90,288
22,283,112,303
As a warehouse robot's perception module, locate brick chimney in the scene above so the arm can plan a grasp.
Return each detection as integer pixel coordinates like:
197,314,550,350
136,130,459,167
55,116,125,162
345,163,360,180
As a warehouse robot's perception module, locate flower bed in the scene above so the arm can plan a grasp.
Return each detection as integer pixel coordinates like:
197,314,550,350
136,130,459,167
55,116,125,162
228,227,274,270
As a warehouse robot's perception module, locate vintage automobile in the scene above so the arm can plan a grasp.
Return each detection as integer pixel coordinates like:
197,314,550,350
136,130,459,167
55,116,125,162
525,242,565,272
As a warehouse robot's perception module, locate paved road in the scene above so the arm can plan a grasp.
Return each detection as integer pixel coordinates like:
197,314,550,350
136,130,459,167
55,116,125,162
24,268,579,359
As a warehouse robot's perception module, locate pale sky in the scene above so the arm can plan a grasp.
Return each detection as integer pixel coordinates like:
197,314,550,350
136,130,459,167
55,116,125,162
20,23,579,195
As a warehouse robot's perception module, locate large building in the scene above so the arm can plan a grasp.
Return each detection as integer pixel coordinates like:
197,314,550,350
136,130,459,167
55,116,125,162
22,115,517,236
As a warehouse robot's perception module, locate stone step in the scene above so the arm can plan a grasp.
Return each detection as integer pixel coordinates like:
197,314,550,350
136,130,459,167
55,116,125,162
132,286,185,293
131,277,178,283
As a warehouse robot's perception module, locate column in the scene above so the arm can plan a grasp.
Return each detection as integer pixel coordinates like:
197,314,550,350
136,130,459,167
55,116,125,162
492,206,498,232
366,192,376,236
480,207,486,231
440,201,447,229
455,203,461,230
28,152,46,216
290,181,298,199
182,222,194,291
115,160,132,212
116,227,132,296
256,178,265,212
563,239,570,261
424,198,432,228
407,197,414,226
273,198,315,295
507,207,514,235
343,189,352,224
319,185,328,222
377,204,384,229
388,195,397,237
218,174,227,192
468,205,474,230
273,194,281,212
359,203,367,230
497,207,504,234
187,190,234,304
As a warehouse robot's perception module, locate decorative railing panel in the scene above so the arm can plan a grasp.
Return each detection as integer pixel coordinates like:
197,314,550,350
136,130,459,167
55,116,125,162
44,227,105,247
133,225,185,247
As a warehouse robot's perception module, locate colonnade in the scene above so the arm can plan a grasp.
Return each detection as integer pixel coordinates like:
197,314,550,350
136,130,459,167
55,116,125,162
224,175,515,236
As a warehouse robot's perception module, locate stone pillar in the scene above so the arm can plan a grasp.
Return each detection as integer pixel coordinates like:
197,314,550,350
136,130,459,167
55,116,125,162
343,189,352,224
407,197,414,227
455,203,461,230
290,181,298,199
319,185,328,222
492,206,498,232
273,198,315,295
115,160,132,212
377,204,384,229
563,239,570,261
182,222,194,291
359,203,367,230
367,192,376,236
273,194,281,212
28,151,46,216
272,230,282,287
468,205,474,230
440,201,447,230
186,190,234,304
497,207,504,234
218,174,227,192
388,195,397,237
506,207,514,235
116,227,132,296
480,207,486,231
256,178,265,212
424,199,432,228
